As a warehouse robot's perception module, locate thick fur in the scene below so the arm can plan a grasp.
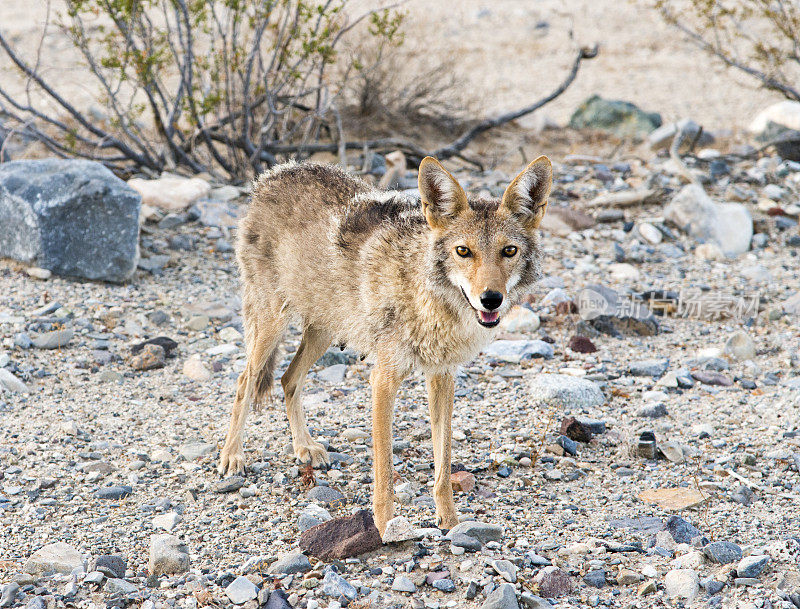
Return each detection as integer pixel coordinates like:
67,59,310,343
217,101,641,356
220,156,552,533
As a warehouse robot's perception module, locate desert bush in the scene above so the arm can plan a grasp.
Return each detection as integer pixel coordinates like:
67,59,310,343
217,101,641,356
656,0,800,101
340,33,472,137
0,0,405,179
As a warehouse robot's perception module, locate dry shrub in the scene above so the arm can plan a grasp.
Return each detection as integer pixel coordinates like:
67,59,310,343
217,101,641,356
339,33,478,138
656,0,800,101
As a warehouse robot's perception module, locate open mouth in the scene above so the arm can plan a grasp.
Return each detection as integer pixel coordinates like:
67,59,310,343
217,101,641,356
461,288,501,328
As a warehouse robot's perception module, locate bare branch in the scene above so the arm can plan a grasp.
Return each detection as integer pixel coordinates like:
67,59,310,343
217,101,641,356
433,46,599,160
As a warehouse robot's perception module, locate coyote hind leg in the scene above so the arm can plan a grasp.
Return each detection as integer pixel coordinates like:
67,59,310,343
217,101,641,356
219,309,285,476
281,325,332,467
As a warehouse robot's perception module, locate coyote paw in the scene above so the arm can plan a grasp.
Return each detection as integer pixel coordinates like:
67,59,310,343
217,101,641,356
294,440,330,468
219,443,246,476
436,510,459,531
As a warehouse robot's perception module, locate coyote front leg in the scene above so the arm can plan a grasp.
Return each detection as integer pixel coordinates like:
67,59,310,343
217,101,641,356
370,357,405,535
426,371,458,529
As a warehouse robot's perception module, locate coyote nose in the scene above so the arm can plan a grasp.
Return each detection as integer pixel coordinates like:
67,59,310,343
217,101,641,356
480,290,503,311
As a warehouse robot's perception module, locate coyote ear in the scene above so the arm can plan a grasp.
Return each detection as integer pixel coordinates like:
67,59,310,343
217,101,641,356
418,156,468,228
499,156,552,230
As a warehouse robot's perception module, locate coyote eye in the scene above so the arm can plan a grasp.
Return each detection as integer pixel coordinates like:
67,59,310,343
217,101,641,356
502,245,518,257
455,246,471,257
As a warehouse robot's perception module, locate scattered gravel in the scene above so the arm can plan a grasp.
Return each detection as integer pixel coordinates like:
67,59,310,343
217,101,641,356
2,146,800,609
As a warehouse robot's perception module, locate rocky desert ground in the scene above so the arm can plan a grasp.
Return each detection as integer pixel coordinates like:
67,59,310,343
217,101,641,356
2,2,800,609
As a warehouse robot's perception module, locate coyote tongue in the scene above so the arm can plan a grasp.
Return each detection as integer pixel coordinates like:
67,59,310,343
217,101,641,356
479,311,499,324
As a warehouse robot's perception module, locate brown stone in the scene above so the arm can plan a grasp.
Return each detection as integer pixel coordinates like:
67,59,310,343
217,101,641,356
130,343,166,371
638,488,708,511
298,510,382,561
451,470,476,493
560,416,593,443
536,567,573,597
567,335,597,354
690,370,733,386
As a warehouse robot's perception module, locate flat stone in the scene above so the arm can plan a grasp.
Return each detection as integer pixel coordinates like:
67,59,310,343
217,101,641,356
128,175,209,212
0,159,141,282
213,476,245,493
617,568,644,585
263,590,292,609
638,403,668,418
24,542,84,576
269,551,311,575
629,359,669,378
391,575,416,593
299,509,382,561
481,582,520,609
484,339,554,363
178,442,214,461
664,569,699,601
306,485,345,507
321,569,357,600
662,515,700,544
225,575,258,604
577,284,659,336
659,441,685,463
638,487,707,511
583,569,606,588
32,330,73,350
491,559,518,583
703,541,742,564
191,199,242,227
152,512,182,532
95,486,132,500
317,364,347,383
691,370,733,386
526,374,604,408
446,521,503,544
518,593,550,609
298,504,332,533
451,532,482,552
105,578,138,595
736,555,770,578
148,534,189,575
382,516,417,543
0,369,29,394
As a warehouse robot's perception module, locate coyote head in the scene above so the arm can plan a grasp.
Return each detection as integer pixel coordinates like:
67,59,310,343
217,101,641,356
419,156,551,328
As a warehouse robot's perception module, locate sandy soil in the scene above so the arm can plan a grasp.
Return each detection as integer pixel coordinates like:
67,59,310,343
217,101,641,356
0,0,782,135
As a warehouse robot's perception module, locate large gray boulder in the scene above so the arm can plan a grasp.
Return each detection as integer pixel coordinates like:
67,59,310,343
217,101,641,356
664,184,752,258
0,159,140,282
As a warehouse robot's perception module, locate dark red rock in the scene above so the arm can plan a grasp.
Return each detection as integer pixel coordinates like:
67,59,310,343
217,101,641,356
560,416,593,443
555,300,578,315
568,335,597,353
451,471,476,493
425,570,450,585
691,370,733,386
298,509,382,560
537,567,573,598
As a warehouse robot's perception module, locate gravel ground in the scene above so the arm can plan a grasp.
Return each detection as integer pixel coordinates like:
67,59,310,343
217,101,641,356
1,145,800,609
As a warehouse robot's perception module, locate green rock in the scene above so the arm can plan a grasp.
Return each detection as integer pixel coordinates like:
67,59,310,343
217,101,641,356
569,95,661,138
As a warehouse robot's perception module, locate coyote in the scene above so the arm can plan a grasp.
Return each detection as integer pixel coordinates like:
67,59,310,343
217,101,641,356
219,155,552,533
